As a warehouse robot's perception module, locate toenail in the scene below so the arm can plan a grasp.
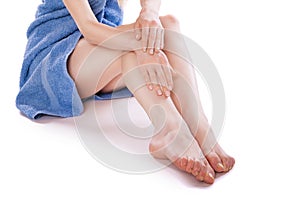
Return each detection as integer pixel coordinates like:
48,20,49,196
217,163,225,170
208,173,214,180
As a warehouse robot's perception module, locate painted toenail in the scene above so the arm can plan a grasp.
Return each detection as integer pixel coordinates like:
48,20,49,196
208,173,214,180
217,163,225,170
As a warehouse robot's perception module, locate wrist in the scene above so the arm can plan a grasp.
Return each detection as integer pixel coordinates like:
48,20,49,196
134,49,145,55
140,0,161,16
140,7,159,16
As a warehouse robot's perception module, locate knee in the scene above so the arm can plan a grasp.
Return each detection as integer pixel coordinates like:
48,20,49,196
160,15,180,29
121,52,136,72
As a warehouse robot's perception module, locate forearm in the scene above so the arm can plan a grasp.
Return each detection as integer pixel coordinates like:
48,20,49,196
84,21,142,51
63,0,141,51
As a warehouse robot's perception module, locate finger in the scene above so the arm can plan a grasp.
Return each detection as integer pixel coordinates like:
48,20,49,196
141,67,152,90
162,86,170,97
158,54,173,91
160,28,165,50
156,65,168,89
155,28,162,53
134,23,142,41
156,84,163,96
148,27,157,55
148,67,159,86
162,64,174,91
149,68,163,96
156,66,169,97
142,26,150,52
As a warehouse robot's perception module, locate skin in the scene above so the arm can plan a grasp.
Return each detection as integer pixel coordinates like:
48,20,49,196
63,0,235,184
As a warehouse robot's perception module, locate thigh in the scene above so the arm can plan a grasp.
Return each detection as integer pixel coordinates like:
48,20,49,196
68,38,126,98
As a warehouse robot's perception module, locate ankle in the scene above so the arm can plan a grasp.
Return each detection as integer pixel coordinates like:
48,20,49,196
149,104,182,134
149,116,180,144
153,115,182,136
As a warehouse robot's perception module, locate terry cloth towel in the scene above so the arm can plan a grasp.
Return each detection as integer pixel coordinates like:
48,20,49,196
16,0,133,119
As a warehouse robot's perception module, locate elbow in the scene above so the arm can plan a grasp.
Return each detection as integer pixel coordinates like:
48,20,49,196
82,33,100,46
79,21,101,45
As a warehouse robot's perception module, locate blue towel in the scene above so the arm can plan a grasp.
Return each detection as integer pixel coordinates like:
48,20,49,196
16,0,133,119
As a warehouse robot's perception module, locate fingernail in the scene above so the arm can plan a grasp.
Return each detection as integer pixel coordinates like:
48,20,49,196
208,173,214,180
165,90,170,97
143,47,147,52
136,34,140,40
150,49,154,54
157,90,162,96
148,85,153,90
217,163,225,170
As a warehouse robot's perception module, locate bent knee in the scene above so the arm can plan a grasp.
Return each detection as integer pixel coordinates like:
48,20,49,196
160,15,180,29
121,52,137,72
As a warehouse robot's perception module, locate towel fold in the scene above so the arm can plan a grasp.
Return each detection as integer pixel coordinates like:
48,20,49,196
16,0,132,119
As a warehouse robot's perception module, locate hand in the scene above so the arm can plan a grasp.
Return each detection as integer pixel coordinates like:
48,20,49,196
134,8,164,54
135,50,174,97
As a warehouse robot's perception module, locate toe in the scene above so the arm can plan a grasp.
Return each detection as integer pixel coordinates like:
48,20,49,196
226,156,235,171
181,157,188,169
214,144,235,172
203,160,215,184
206,151,225,172
186,157,195,173
192,160,201,176
230,157,235,169
196,162,206,181
204,171,215,184
195,159,215,184
175,159,185,171
175,158,188,171
219,154,235,172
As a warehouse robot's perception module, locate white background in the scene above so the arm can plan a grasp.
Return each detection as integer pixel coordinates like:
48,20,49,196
1,0,300,199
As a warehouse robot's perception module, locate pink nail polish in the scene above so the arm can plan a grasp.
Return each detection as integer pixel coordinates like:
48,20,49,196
165,90,170,97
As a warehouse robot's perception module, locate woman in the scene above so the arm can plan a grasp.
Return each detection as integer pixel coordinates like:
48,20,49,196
16,0,235,184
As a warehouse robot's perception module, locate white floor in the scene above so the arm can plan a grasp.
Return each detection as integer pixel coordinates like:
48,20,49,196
1,0,300,199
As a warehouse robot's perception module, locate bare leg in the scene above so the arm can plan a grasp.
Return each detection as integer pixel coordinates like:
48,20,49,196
160,15,235,172
122,52,215,184
68,39,215,183
68,38,126,98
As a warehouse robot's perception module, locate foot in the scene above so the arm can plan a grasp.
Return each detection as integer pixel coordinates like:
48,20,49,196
149,120,216,184
205,143,235,173
194,119,235,173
